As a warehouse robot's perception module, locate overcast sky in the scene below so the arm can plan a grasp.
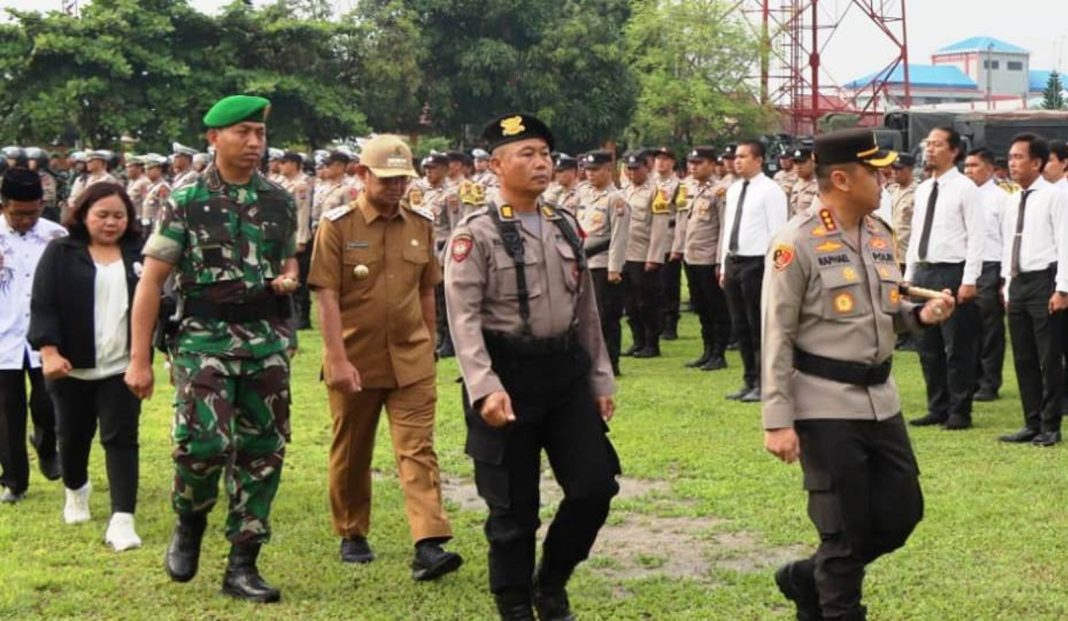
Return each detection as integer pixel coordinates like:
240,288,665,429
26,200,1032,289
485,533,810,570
5,0,1067,86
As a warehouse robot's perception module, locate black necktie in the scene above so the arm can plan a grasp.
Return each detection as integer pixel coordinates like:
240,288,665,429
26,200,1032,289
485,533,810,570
917,180,938,261
728,180,750,254
1010,189,1033,277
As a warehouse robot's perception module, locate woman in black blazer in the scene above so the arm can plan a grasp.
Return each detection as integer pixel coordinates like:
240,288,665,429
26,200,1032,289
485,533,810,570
29,182,144,551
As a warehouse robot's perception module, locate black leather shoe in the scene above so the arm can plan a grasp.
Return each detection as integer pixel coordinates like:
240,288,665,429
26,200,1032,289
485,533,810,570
38,453,62,481
661,325,678,341
340,536,375,564
999,428,1040,443
495,593,535,621
909,413,948,427
685,351,711,368
700,355,728,371
726,384,754,400
973,388,998,402
165,513,207,583
533,582,575,621
774,563,821,621
411,540,463,581
943,415,972,430
739,387,762,403
1032,431,1062,447
221,543,281,603
632,346,661,359
622,344,644,357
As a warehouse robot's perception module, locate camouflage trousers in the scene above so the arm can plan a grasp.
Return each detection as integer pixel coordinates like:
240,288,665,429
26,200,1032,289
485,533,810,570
170,351,291,544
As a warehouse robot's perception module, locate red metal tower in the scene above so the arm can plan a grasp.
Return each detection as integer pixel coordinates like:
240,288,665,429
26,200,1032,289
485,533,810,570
732,0,911,135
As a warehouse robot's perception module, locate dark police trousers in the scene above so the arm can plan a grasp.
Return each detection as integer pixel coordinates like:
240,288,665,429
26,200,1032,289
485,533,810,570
623,261,664,350
911,262,980,418
723,255,764,387
0,352,58,495
463,342,620,596
591,268,625,366
975,261,1005,395
1007,267,1064,432
661,258,682,330
794,415,923,618
684,262,730,357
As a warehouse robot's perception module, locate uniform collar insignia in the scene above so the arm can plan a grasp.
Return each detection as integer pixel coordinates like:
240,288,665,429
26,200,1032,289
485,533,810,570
498,204,516,220
540,204,559,220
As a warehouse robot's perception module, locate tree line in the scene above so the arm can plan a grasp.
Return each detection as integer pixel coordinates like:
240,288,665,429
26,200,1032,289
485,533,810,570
0,0,774,155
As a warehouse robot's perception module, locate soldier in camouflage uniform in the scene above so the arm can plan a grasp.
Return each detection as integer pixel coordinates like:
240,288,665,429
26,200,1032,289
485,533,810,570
126,95,298,604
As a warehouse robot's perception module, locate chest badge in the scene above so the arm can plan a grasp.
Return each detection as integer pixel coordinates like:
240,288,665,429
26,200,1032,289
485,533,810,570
410,239,420,247
352,264,370,280
842,267,858,282
834,292,855,314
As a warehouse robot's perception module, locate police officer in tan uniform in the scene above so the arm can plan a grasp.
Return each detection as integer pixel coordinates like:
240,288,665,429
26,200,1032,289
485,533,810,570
312,151,358,226
445,113,619,621
763,129,956,621
621,152,671,358
140,155,171,234
676,146,730,371
125,157,152,221
652,147,686,341
277,152,314,329
788,148,818,216
543,154,581,215
577,150,629,375
308,135,462,580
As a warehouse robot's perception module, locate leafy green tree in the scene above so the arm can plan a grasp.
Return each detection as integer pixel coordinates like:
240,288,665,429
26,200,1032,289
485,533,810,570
1041,70,1066,110
624,0,774,148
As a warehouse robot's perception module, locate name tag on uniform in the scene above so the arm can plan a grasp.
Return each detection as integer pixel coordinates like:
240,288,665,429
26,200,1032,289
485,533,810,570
346,241,369,249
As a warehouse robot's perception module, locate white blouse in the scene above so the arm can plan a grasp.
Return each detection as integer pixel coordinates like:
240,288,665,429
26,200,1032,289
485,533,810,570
68,260,129,381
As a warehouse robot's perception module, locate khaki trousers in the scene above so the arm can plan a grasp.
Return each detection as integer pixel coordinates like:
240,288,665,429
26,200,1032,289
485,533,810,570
327,375,452,543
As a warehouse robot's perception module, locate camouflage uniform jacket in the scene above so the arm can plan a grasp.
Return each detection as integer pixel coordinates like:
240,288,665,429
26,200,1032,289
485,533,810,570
142,165,297,359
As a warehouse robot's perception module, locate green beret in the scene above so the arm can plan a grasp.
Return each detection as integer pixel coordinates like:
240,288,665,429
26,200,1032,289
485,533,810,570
203,95,271,129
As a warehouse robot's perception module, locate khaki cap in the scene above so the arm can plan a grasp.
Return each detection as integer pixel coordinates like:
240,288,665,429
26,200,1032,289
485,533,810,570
360,135,418,178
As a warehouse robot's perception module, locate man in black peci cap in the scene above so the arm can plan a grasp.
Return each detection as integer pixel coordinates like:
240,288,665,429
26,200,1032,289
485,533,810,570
0,168,66,503
763,128,955,621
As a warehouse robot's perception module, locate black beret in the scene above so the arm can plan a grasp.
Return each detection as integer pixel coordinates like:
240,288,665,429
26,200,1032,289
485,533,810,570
687,146,718,162
582,150,613,167
814,129,897,168
651,146,676,160
280,151,303,165
554,154,578,170
481,113,555,152
1,167,44,201
892,154,916,168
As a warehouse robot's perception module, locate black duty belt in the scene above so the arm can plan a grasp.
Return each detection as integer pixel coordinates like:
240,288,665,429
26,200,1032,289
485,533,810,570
184,295,290,323
482,328,579,357
793,348,891,387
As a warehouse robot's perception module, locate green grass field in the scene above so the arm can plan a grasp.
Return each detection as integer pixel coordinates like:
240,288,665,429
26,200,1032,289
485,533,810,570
2,310,1067,620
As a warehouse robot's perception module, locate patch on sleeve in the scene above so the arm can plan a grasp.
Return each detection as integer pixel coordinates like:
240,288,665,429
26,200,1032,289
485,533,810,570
408,188,424,207
772,243,795,272
451,234,474,263
323,205,353,221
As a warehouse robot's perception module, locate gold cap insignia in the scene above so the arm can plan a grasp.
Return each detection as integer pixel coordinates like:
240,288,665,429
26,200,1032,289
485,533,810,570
500,116,526,136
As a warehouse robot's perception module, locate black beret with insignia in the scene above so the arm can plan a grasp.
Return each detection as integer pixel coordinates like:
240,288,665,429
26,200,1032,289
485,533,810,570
481,113,555,153
1,167,44,201
892,153,915,168
554,153,578,170
651,146,676,160
423,153,449,168
687,146,718,162
792,147,813,162
814,128,897,168
582,150,613,168
624,151,646,169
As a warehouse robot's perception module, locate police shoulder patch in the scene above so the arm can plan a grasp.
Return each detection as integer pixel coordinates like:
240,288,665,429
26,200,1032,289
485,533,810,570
451,233,474,262
323,205,353,221
772,243,795,271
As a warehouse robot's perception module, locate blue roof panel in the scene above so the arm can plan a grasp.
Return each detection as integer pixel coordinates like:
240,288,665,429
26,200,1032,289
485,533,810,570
1030,69,1055,92
936,37,1028,54
844,64,977,90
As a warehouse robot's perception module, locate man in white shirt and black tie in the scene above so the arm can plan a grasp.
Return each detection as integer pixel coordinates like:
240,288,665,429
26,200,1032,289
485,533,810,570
999,134,1068,446
963,148,1007,402
718,140,788,402
905,127,985,430
1042,139,1068,404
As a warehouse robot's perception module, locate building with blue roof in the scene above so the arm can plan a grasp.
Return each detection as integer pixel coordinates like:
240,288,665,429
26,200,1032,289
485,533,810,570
844,36,1058,109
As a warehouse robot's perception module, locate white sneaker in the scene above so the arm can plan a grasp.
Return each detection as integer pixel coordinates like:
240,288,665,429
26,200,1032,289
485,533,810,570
63,482,91,524
105,512,142,551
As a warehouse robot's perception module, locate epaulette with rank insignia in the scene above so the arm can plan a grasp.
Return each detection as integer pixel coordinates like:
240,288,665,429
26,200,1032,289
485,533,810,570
406,204,434,221
322,205,353,221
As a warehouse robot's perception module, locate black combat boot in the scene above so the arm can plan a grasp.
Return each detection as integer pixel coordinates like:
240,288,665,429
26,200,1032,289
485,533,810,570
774,562,822,621
495,590,535,621
221,542,281,603
532,577,575,621
165,513,207,583
685,349,711,368
411,538,463,581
